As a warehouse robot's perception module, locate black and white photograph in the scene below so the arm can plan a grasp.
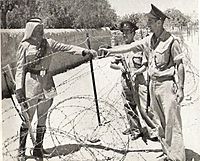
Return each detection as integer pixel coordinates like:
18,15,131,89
1,0,199,160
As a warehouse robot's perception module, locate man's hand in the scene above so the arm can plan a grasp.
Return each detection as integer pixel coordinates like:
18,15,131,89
110,63,126,73
120,66,126,73
176,88,184,104
82,49,97,58
98,48,111,57
15,89,25,103
131,72,136,78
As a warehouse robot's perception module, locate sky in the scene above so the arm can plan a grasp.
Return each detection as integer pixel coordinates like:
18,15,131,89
108,0,199,17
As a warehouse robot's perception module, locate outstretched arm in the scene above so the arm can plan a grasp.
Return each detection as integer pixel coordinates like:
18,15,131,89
48,39,97,57
98,37,148,57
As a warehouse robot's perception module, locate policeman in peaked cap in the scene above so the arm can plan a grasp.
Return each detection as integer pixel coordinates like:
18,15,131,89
146,4,170,35
147,4,170,21
120,21,138,32
119,21,138,44
110,20,159,142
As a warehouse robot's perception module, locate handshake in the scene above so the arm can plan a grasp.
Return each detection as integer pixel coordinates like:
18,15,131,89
98,45,112,58
82,45,112,59
82,49,98,58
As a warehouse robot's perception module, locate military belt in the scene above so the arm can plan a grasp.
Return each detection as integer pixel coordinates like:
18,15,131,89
150,76,174,82
27,68,47,77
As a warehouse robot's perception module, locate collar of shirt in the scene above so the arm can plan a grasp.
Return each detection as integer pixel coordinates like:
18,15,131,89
151,30,171,49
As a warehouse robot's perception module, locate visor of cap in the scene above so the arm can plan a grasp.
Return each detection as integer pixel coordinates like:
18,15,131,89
147,4,170,20
120,22,138,32
27,17,42,23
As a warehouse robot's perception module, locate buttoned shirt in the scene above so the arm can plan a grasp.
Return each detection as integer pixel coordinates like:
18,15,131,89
127,30,183,79
15,38,85,97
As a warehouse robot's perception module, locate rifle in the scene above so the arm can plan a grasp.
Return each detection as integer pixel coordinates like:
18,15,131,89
120,57,148,143
121,57,156,126
3,64,36,146
117,56,156,143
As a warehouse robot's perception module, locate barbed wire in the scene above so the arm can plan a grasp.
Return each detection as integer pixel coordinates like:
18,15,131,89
2,32,199,116
46,95,131,160
1,38,89,74
1,34,111,74
2,32,200,161
2,35,118,114
3,95,131,160
3,33,199,115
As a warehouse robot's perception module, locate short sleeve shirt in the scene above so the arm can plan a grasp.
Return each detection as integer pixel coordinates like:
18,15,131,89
141,30,183,78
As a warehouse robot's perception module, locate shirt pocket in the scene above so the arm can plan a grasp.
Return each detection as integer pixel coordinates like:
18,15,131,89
154,48,170,69
26,48,41,68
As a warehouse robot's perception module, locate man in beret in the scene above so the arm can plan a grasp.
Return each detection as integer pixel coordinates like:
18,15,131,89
99,4,185,161
110,21,157,142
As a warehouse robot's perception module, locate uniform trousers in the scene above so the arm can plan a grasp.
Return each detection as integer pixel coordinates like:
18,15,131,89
149,79,185,161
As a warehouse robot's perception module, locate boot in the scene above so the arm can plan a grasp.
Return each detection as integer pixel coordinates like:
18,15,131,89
18,126,28,161
33,125,46,158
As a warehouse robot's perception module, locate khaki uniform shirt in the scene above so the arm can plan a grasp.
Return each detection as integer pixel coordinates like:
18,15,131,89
124,50,146,84
15,38,85,98
128,30,183,78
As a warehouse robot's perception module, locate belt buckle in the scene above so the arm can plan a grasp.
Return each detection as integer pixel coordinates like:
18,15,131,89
40,69,46,77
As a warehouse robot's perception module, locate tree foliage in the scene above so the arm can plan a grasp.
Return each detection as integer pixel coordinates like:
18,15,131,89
1,0,194,30
1,0,117,29
164,8,191,29
119,8,193,31
1,0,37,28
0,0,20,28
71,0,117,28
34,0,74,28
119,13,147,29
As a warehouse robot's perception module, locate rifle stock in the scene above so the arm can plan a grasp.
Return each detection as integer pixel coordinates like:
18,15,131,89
3,64,36,146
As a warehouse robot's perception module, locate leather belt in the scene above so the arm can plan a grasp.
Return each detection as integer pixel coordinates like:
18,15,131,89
27,68,47,77
150,76,174,82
